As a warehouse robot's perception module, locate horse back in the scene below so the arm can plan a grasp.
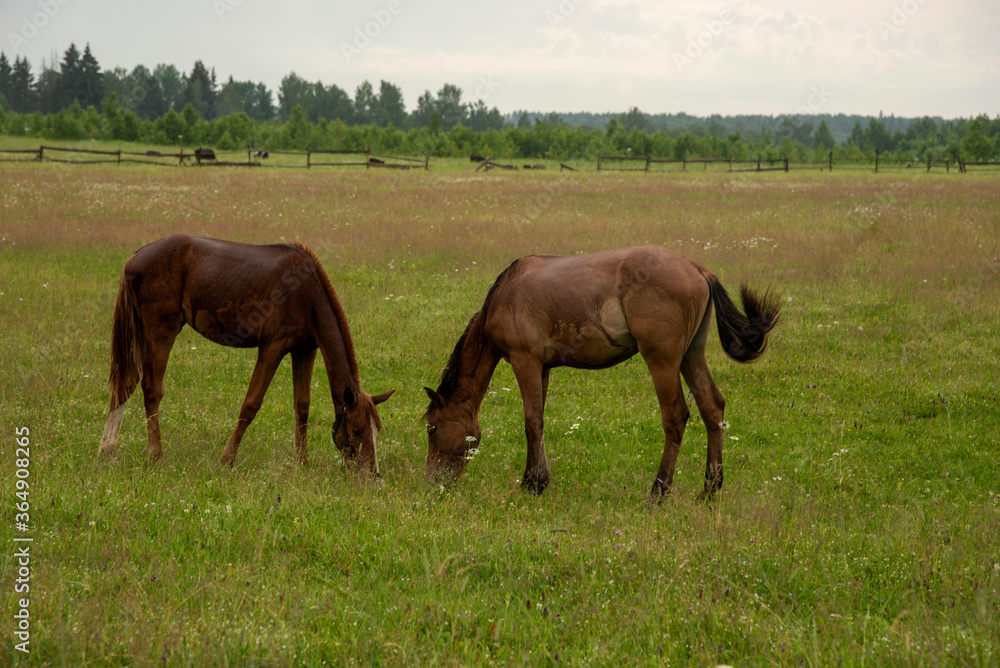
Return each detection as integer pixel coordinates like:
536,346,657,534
124,235,322,348
482,246,710,368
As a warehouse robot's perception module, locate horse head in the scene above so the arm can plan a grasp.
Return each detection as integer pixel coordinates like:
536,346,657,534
423,387,482,481
332,387,394,476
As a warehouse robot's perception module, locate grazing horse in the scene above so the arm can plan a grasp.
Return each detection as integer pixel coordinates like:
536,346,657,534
99,234,394,473
424,246,780,501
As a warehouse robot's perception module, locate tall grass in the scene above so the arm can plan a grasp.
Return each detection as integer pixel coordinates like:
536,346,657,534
1,161,998,665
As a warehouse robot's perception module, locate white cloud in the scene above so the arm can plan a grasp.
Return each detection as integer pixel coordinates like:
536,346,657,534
0,0,996,116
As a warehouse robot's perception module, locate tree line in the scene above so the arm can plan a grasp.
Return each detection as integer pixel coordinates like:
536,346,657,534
0,43,503,132
1,44,998,163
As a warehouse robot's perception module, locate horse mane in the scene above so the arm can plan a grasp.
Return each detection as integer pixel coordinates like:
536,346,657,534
292,242,359,377
429,258,520,411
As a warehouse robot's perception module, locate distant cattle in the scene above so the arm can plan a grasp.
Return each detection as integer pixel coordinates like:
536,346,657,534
368,157,385,165
470,155,486,162
194,147,216,163
254,150,269,159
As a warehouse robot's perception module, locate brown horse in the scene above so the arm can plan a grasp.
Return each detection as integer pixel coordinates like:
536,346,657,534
99,234,393,472
424,246,780,501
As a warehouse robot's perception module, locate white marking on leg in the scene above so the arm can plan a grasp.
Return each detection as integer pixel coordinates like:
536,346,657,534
100,403,127,455
370,417,380,475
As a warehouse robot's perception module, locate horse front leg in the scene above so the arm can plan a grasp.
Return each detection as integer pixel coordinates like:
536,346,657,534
221,347,283,466
291,350,317,465
511,354,549,494
681,353,727,500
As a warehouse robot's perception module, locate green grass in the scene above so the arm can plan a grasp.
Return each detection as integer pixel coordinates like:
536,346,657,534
1,160,998,666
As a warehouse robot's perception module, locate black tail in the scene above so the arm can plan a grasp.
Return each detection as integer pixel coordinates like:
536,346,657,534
108,273,146,408
703,272,781,363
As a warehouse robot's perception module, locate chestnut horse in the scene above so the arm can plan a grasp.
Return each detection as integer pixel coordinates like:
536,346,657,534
424,246,780,501
99,235,393,472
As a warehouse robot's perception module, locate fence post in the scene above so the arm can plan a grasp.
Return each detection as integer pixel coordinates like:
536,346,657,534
926,155,932,172
178,148,183,166
784,155,788,172
645,155,650,172
366,147,370,170
829,151,833,172
875,149,879,173
424,156,429,170
757,155,761,172
307,146,311,169
945,159,950,173
39,146,44,162
729,154,733,172
597,156,602,171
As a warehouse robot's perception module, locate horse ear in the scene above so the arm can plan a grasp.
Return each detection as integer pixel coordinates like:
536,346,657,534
372,389,395,405
424,387,444,409
342,386,357,407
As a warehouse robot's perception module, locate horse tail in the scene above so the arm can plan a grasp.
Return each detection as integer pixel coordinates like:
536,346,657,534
701,270,781,363
108,273,145,409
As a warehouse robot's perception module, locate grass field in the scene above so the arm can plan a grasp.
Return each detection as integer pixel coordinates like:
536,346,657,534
1,156,999,666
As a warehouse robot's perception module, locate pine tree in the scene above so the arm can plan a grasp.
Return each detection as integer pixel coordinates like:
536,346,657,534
35,58,61,114
9,56,37,113
183,61,217,119
79,43,103,108
0,53,12,108
55,43,83,109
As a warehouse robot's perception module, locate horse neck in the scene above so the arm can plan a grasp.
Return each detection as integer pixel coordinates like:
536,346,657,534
314,296,361,398
445,322,500,418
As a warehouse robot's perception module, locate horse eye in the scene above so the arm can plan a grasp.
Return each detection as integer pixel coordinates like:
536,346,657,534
353,428,363,437
427,425,437,435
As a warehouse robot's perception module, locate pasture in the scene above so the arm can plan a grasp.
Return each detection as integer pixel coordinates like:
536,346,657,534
1,158,998,666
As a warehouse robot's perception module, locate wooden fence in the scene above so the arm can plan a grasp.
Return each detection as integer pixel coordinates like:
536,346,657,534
0,145,428,170
1,143,995,175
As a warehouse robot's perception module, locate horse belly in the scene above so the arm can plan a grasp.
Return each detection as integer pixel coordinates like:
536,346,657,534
549,300,638,369
186,304,261,348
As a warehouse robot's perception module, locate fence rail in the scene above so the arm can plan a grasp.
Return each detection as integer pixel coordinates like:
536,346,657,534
1,143,994,176
0,144,429,170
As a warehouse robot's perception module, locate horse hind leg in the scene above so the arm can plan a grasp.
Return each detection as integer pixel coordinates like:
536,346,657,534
99,403,129,458
681,349,727,500
141,332,179,460
645,361,691,502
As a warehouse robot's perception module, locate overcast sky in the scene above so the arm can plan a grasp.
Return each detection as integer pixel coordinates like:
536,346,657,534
2,0,998,118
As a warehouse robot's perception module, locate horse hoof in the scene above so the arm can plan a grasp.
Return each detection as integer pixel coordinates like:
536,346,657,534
649,480,671,502
697,486,720,502
521,477,548,495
